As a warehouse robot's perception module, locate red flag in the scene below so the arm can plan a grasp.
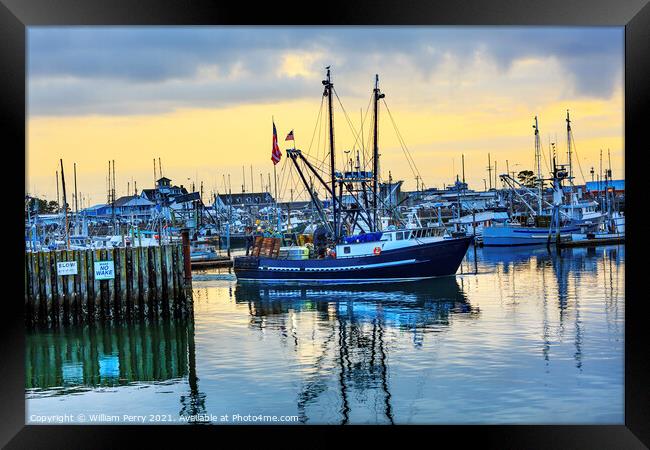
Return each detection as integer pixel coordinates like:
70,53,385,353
271,122,282,165
285,130,294,141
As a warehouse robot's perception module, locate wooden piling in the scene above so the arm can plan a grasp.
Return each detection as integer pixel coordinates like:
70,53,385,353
84,249,93,319
172,244,180,308
43,252,52,324
106,249,115,320
54,251,63,324
61,251,70,324
133,246,142,316
154,246,163,315
165,245,173,304
141,246,150,315
37,252,46,324
78,250,87,320
125,247,134,318
119,247,127,318
30,252,39,324
91,250,101,320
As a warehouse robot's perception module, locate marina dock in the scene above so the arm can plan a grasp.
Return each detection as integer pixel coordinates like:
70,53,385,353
558,236,625,248
191,257,233,269
25,242,193,328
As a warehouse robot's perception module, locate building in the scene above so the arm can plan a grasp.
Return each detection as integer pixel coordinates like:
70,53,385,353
81,196,154,220
113,196,155,219
140,177,189,205
80,204,108,217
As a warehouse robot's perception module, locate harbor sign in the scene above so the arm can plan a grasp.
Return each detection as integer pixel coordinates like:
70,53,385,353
94,260,115,280
56,261,78,276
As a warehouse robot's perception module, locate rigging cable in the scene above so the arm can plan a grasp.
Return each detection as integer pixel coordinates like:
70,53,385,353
381,99,424,189
569,131,588,186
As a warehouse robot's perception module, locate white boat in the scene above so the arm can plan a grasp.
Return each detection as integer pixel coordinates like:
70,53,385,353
483,221,580,246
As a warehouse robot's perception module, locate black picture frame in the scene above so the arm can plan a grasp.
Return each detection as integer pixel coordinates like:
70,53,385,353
2,0,647,447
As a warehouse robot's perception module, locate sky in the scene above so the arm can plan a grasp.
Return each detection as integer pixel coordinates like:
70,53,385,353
26,26,624,205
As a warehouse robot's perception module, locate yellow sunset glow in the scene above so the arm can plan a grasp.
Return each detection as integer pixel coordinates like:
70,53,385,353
26,28,624,204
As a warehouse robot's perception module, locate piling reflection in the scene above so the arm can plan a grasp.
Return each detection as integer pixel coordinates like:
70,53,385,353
26,318,197,391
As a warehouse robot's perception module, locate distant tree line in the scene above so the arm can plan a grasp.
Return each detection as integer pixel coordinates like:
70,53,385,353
25,196,61,215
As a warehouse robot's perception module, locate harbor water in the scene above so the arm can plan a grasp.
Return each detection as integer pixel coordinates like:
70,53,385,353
26,245,624,425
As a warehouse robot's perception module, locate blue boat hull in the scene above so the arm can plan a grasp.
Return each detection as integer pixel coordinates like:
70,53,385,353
233,236,473,283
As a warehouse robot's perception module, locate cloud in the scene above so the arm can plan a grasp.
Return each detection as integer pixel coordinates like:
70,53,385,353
27,26,623,116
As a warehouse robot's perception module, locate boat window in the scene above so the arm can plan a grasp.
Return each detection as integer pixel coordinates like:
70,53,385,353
343,246,351,254
396,232,403,240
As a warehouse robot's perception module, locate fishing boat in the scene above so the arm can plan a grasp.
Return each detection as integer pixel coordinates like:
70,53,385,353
483,113,592,247
234,69,473,283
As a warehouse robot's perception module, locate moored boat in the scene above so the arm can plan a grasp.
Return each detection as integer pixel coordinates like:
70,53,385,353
482,222,579,246
234,69,472,283
235,228,473,282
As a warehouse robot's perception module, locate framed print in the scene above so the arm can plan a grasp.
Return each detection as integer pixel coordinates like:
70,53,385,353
2,0,648,447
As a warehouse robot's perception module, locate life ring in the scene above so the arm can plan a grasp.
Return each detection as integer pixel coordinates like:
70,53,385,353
373,246,381,255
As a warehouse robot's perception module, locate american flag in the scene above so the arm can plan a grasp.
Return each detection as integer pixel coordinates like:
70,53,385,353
271,122,282,165
285,130,294,141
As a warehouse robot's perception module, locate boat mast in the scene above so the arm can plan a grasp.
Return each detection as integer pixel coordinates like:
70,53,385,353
372,74,385,232
112,160,116,235
323,67,337,240
566,110,573,186
60,159,69,249
487,153,492,190
534,116,543,215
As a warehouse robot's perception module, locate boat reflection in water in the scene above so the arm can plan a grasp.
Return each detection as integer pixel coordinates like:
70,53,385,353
477,244,622,372
234,277,480,424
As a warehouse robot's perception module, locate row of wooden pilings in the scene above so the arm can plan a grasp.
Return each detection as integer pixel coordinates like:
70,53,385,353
25,231,194,328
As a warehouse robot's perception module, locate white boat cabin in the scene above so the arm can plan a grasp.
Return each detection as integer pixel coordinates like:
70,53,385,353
335,227,448,258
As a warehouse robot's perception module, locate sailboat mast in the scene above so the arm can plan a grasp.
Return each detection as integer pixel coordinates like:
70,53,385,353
323,67,337,240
